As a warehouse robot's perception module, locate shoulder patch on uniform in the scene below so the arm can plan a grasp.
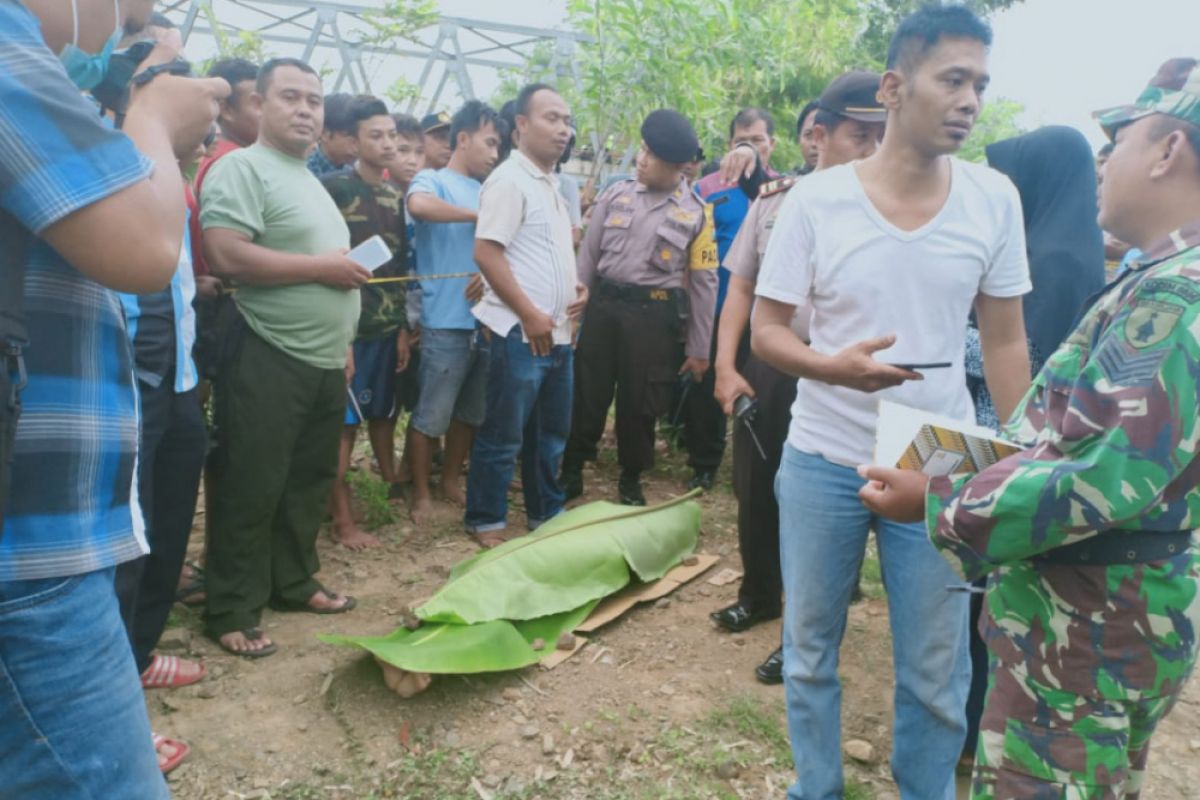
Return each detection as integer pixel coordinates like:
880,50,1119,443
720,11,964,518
759,176,799,198
1124,299,1185,349
1140,277,1200,305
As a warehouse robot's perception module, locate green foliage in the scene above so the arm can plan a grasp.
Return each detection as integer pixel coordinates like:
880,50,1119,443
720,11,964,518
958,97,1026,163
359,0,438,48
385,77,423,107
499,0,1023,177
347,468,399,530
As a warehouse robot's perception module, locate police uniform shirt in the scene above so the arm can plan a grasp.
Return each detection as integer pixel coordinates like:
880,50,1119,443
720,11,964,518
579,177,718,358
724,176,810,341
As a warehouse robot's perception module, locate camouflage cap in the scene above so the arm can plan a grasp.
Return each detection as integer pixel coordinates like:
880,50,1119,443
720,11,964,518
1094,57,1200,140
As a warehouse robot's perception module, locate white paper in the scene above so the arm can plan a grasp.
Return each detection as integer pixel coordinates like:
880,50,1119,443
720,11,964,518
874,399,1003,468
346,234,392,273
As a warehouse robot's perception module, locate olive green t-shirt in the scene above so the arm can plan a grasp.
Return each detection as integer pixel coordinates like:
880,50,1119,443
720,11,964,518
200,143,359,369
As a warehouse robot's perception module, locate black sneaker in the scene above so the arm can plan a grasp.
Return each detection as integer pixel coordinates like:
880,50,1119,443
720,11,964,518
709,602,781,632
617,472,645,506
755,646,784,685
687,469,715,492
560,462,584,500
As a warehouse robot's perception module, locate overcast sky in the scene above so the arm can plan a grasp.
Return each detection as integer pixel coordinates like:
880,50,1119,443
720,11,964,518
178,0,1199,151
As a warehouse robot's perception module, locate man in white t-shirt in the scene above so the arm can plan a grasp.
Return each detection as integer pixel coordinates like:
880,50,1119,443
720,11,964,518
752,7,1031,799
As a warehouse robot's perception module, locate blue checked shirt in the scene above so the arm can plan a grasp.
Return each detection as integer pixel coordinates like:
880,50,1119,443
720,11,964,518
0,0,153,581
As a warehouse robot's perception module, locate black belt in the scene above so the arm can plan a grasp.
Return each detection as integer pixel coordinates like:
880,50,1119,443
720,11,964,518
595,278,681,304
1035,530,1192,566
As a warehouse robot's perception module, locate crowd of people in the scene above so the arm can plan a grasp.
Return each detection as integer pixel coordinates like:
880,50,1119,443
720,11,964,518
2,0,1200,798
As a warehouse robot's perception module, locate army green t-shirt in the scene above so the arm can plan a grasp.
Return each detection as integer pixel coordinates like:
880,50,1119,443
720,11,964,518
200,142,359,369
321,169,408,340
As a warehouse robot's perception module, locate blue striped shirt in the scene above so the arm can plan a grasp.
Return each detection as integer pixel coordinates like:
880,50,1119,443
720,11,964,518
0,0,152,581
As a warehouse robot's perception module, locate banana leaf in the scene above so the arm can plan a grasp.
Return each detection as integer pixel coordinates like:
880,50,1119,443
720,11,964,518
416,492,701,625
318,600,599,674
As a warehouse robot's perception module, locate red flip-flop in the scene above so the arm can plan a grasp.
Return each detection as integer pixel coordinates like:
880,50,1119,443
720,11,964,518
141,655,207,689
153,734,189,774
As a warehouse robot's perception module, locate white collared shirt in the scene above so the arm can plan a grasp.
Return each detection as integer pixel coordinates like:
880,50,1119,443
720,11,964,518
473,150,577,345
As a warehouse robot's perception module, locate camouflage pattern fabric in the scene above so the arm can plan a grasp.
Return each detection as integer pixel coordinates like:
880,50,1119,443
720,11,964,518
925,222,1200,797
1094,57,1200,139
322,170,408,340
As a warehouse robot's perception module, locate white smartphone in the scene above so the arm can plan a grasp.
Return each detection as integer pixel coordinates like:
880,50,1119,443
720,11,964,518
346,234,392,272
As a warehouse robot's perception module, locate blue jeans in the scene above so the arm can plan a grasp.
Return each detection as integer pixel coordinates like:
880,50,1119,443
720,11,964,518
411,327,490,437
776,446,969,800
465,325,573,532
0,568,167,799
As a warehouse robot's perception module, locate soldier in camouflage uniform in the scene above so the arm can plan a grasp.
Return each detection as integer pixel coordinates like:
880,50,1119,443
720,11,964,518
860,58,1200,798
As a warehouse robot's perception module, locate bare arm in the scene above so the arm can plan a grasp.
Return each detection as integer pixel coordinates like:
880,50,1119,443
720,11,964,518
204,228,369,289
407,192,478,224
475,238,554,355
41,66,229,294
975,293,1031,424
713,275,756,412
752,297,918,391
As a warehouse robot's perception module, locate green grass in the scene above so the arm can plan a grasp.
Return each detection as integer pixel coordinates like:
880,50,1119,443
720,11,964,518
347,468,399,530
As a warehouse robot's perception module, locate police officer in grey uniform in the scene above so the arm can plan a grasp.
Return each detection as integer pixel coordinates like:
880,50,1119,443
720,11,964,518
562,109,718,505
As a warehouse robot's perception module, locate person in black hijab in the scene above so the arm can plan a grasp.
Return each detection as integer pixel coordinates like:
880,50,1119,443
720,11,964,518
959,124,1107,769
964,125,1107,429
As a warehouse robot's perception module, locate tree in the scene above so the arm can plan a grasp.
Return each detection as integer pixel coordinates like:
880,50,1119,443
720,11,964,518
957,97,1026,163
499,0,1025,180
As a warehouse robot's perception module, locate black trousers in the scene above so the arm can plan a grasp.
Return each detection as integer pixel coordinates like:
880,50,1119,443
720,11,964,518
116,379,207,674
730,353,794,614
566,289,681,475
681,317,726,473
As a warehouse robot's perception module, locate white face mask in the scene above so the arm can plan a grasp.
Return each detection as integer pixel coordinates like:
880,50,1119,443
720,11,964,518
59,0,123,91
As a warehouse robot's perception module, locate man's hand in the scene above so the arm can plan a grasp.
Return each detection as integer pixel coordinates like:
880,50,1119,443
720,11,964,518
344,347,356,387
857,465,930,523
718,144,758,185
315,249,372,290
714,365,755,414
408,324,421,349
464,273,485,305
521,309,556,356
827,335,921,392
568,282,589,321
395,329,411,373
127,41,230,160
679,356,710,384
195,275,223,299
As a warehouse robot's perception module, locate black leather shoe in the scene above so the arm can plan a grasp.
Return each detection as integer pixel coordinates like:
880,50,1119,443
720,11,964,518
687,469,716,492
561,462,584,500
617,472,645,506
709,602,780,632
755,646,784,685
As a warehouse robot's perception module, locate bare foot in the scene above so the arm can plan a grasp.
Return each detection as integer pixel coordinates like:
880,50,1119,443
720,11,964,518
306,588,355,612
218,629,275,655
475,529,521,549
439,479,466,507
410,494,434,525
334,523,380,551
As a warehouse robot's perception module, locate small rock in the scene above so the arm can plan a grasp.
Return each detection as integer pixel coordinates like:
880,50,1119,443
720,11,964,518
541,734,555,756
599,654,615,666
542,769,559,782
556,633,576,651
296,722,309,733
520,724,539,740
654,597,671,610
482,773,502,789
531,638,546,651
715,760,739,780
502,687,522,702
1190,739,1200,751
400,606,421,631
731,635,746,647
844,739,876,764
657,683,676,696
194,684,217,700
682,555,699,566
352,568,369,580
560,748,575,768
443,730,461,748
208,665,225,679
156,627,191,653
292,694,307,705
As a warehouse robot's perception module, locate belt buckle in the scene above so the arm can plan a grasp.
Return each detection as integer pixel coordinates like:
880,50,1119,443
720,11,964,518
649,289,668,302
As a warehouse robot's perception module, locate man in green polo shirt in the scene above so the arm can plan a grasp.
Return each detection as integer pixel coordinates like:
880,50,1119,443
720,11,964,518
201,58,369,657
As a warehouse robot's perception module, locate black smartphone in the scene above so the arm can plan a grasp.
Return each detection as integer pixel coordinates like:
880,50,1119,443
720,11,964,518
887,362,952,371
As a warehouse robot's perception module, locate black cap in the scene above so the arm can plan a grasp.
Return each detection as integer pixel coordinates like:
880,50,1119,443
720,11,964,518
420,111,451,133
817,71,886,123
640,109,700,165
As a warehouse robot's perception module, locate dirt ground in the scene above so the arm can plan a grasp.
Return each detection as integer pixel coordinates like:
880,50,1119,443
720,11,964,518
153,438,1200,800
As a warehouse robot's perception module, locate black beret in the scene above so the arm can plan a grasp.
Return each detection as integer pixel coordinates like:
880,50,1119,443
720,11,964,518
641,109,699,165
